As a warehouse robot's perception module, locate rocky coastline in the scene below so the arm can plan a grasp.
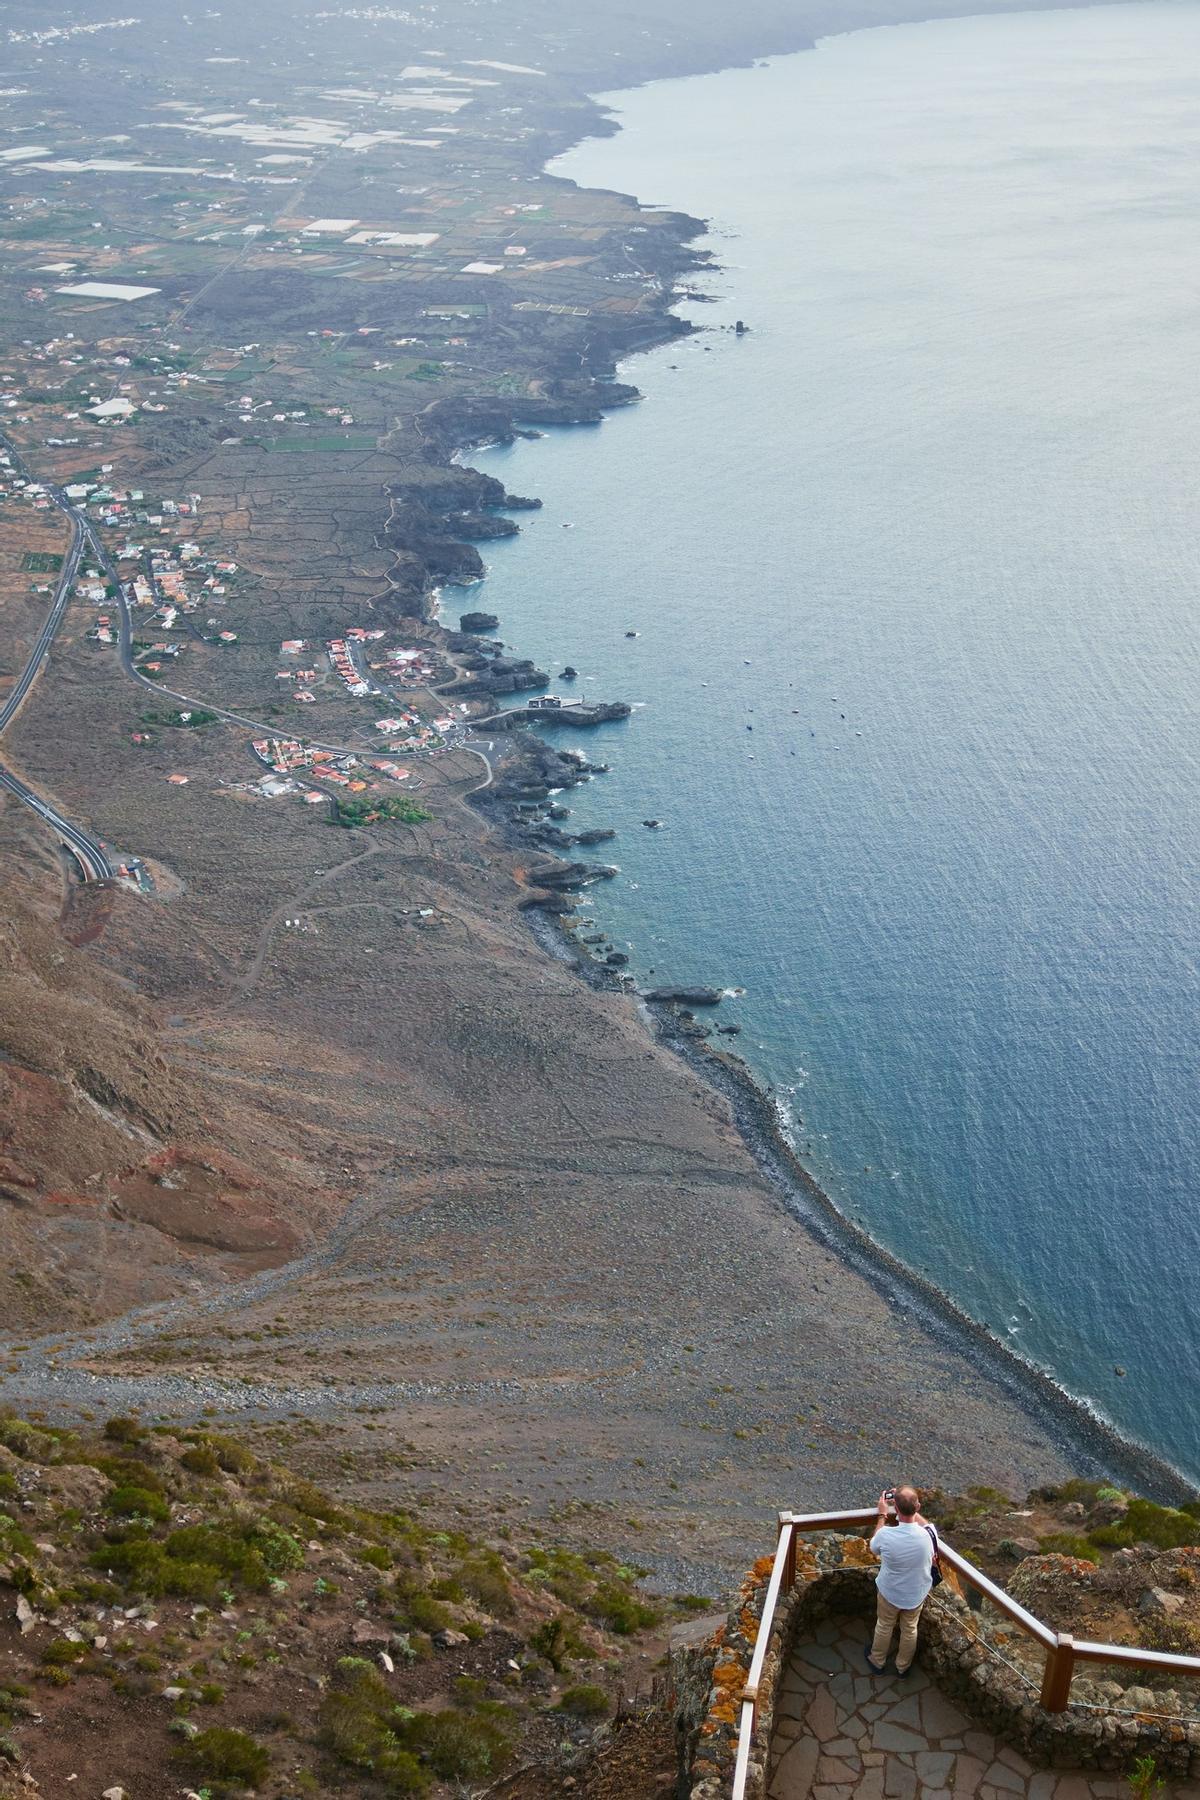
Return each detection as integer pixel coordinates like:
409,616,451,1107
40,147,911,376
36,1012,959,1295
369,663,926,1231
385,203,1199,1518
515,817,1194,1509
446,623,1194,1503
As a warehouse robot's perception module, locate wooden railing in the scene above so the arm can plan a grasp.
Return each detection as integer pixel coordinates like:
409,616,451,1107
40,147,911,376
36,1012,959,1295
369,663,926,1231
729,1507,1200,1800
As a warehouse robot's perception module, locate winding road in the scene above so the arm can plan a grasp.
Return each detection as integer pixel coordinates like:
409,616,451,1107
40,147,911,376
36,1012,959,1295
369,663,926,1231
0,431,114,880
0,430,496,880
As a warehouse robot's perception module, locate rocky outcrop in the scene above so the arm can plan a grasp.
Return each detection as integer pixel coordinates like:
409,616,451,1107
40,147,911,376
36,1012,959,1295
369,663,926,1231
528,823,617,852
414,380,642,457
386,463,540,516
451,513,519,542
459,611,500,633
384,499,486,585
528,861,618,891
646,986,723,1007
492,699,632,728
441,657,549,697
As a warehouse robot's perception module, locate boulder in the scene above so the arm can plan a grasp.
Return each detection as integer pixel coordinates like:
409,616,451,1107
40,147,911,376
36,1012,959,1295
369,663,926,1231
37,1463,111,1509
433,1628,469,1650
460,611,499,633
530,862,617,890
996,1537,1040,1561
351,1618,392,1645
1139,1587,1185,1616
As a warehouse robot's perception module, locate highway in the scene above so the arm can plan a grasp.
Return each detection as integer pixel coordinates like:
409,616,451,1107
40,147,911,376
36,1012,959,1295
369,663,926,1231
0,432,115,881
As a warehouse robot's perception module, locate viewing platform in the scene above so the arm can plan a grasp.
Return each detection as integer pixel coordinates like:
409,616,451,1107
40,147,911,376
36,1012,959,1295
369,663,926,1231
679,1508,1200,1800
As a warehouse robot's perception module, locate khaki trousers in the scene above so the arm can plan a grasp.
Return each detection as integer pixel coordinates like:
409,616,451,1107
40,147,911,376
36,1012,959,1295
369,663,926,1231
869,1592,925,1673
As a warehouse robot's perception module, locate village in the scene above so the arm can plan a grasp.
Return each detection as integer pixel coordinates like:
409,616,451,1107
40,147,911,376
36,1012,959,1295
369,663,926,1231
1,389,479,824
246,734,423,811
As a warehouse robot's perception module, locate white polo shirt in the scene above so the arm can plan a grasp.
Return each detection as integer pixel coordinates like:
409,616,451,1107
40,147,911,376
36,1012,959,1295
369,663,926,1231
870,1521,934,1609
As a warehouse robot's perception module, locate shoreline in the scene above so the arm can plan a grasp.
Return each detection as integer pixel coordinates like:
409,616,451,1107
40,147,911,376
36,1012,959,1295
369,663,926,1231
522,907,1194,1505
458,56,1198,1507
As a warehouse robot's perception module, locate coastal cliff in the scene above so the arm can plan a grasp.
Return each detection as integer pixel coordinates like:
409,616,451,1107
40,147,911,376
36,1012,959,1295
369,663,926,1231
0,0,1183,1705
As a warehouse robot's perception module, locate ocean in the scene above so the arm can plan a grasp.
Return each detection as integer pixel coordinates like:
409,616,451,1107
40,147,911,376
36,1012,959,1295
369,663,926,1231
469,1,1200,1482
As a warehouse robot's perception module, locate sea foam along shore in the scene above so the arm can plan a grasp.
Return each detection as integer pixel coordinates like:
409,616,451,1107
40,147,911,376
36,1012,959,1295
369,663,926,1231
675,1025,1198,1505
521,897,1195,1508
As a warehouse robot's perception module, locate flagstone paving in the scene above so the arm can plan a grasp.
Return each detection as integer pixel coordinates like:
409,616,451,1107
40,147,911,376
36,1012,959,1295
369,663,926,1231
768,1617,1200,1800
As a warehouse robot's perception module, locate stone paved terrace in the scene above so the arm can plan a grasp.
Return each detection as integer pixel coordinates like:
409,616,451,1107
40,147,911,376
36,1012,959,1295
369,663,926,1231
768,1617,1200,1800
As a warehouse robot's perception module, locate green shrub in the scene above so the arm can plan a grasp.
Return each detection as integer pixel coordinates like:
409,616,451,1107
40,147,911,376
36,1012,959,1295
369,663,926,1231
332,795,432,829
104,1416,146,1445
407,1706,512,1781
391,1573,450,1635
1059,1478,1104,1505
1037,1533,1097,1562
0,1514,36,1559
249,1521,304,1573
0,1418,58,1461
527,1546,591,1608
358,1543,391,1571
1129,1754,1166,1800
180,1445,221,1477
318,1664,430,1793
93,1517,279,1601
557,1683,609,1719
457,1551,512,1617
1139,1615,1199,1655
1090,1500,1200,1552
319,1661,510,1788
175,1725,270,1788
40,1639,88,1667
203,1435,255,1476
91,1456,167,1494
107,1484,170,1522
530,1615,590,1671
587,1582,659,1635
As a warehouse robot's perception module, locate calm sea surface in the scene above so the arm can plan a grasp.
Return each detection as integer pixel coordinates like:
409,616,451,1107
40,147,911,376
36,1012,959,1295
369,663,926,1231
470,2,1200,1479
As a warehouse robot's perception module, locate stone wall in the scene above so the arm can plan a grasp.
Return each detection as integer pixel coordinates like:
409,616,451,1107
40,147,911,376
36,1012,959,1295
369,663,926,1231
678,1533,1200,1800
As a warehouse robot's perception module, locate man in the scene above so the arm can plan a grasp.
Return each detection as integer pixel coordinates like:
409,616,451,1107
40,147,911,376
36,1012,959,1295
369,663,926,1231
865,1485,936,1677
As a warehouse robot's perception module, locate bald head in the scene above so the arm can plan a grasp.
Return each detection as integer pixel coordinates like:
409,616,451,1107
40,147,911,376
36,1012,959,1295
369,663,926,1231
896,1486,920,1518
